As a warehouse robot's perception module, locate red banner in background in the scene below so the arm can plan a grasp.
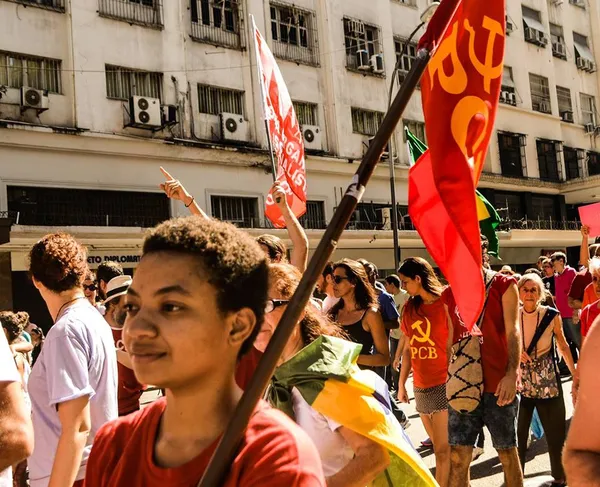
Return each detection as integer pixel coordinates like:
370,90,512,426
253,18,307,228
410,0,505,331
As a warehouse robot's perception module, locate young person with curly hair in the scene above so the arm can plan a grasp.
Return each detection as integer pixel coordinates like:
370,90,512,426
84,217,324,487
27,233,118,487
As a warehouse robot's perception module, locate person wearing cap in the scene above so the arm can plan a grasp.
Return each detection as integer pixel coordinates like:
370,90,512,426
104,275,145,416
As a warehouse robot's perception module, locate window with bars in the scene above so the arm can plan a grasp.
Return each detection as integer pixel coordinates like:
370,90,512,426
498,133,526,178
270,2,319,66
588,152,600,176
580,93,596,125
394,37,417,83
210,195,259,228
0,51,62,93
556,86,573,115
292,101,318,126
105,65,163,101
7,186,169,227
501,66,515,93
549,24,567,59
299,200,326,229
529,74,551,114
537,139,561,182
98,0,163,29
343,18,382,72
563,146,580,180
403,119,426,144
197,84,244,116
532,195,557,219
191,0,243,50
6,0,64,11
494,192,525,220
351,108,383,136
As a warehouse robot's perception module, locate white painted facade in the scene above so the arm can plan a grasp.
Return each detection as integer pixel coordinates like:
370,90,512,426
1,0,600,286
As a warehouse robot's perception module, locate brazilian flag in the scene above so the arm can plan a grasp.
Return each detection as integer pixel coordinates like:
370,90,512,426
405,127,501,258
269,335,438,487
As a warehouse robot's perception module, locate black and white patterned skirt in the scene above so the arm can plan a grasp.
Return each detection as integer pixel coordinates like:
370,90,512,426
414,383,448,415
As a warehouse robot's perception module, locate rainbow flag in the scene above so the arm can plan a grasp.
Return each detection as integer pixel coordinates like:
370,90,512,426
406,128,501,257
268,335,438,487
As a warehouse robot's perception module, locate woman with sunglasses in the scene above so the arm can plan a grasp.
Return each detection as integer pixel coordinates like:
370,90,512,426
517,273,575,486
328,259,389,368
83,271,98,307
393,257,452,487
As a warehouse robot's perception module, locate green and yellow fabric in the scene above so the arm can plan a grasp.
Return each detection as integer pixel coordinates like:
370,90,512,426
268,335,438,487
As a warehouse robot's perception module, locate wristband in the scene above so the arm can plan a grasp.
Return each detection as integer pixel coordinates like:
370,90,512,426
185,196,195,208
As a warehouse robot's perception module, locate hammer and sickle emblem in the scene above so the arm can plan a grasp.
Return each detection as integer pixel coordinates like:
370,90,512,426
464,16,504,94
410,318,435,346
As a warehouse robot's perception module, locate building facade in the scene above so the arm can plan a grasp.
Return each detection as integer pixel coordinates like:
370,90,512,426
1,0,600,327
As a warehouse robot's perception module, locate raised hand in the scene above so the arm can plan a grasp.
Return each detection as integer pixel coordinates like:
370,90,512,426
159,167,192,205
271,181,288,208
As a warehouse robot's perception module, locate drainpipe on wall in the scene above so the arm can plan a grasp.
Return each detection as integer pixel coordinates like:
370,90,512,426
67,0,78,128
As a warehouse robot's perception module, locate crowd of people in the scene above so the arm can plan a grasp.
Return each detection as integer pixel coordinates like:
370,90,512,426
2,169,600,487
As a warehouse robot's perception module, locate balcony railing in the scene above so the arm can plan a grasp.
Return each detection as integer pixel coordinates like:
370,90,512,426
98,0,163,29
190,0,244,50
10,211,165,228
5,0,65,12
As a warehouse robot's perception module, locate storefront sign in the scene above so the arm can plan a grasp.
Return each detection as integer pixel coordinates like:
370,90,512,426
11,249,142,271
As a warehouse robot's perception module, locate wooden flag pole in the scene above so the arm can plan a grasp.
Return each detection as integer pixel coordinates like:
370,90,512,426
196,46,432,487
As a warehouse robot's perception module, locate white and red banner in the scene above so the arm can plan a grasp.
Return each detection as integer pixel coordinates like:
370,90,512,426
252,16,307,228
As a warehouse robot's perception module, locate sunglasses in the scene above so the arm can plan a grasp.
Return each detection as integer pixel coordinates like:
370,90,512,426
332,275,350,284
83,284,97,291
265,299,290,313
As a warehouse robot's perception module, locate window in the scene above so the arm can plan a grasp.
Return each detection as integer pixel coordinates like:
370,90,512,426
7,186,169,227
4,0,64,12
529,74,551,114
0,51,62,93
348,202,387,230
299,200,326,229
343,18,382,73
403,119,426,144
537,139,561,182
98,0,163,29
573,32,595,69
191,0,243,50
394,37,417,83
550,24,567,59
580,93,596,126
498,133,526,178
105,65,163,101
500,66,516,105
522,6,546,44
588,152,600,176
494,192,524,221
531,195,557,220
563,146,581,180
197,84,244,116
351,108,383,136
210,195,258,228
556,86,573,115
293,101,318,126
270,2,319,66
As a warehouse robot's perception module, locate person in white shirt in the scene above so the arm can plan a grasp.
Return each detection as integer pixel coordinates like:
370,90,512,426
0,326,34,487
384,274,409,395
316,262,340,314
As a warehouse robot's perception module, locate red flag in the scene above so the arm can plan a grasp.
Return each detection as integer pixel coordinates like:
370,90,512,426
252,17,307,228
409,0,505,331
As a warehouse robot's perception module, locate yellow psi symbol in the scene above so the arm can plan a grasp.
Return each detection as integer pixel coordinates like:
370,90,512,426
410,318,435,346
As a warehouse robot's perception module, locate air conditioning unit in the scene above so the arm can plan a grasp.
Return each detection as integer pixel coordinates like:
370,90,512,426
584,59,597,72
219,112,249,142
381,207,392,230
370,54,384,74
161,105,178,125
506,17,514,34
129,96,161,128
301,124,322,151
368,136,390,160
552,42,566,58
500,91,509,103
20,87,49,111
576,57,587,70
537,30,548,46
561,110,574,123
524,27,537,43
585,122,595,134
357,50,370,70
569,0,585,6
539,101,550,113
507,92,517,106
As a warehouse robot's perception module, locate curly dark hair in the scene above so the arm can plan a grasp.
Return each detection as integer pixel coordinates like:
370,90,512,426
29,233,88,293
143,216,269,356
0,311,24,344
96,261,123,286
269,263,347,345
256,234,287,262
329,258,378,316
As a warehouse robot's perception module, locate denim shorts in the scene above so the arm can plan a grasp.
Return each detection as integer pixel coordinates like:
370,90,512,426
448,392,519,450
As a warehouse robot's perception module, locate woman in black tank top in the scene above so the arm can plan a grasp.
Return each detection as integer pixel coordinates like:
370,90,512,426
329,259,389,368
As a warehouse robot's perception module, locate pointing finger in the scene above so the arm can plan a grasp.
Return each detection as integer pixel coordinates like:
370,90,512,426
160,166,175,181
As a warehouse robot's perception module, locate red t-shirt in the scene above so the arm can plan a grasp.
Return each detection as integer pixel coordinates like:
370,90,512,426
569,269,592,301
582,282,599,309
84,397,325,487
401,298,449,389
112,328,145,415
446,274,516,393
235,346,263,390
580,300,600,338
